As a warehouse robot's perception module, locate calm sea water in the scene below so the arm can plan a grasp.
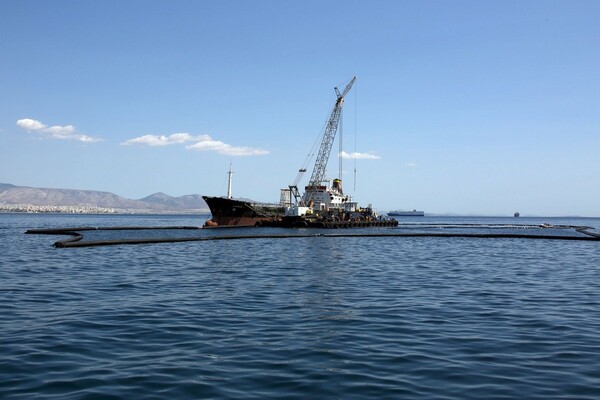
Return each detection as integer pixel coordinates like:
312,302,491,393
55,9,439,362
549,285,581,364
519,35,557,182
2,213,600,399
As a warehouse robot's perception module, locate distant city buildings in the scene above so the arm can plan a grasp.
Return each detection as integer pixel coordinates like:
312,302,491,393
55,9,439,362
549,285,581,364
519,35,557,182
0,203,118,214
0,203,202,214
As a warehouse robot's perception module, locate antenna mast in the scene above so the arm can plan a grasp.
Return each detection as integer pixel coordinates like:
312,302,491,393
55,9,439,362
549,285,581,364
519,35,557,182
226,163,233,199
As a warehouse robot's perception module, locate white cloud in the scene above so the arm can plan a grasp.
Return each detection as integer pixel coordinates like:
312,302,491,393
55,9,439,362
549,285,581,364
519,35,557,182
123,132,269,156
122,133,210,146
340,151,381,160
17,118,46,131
16,118,102,143
186,140,269,156
405,162,417,168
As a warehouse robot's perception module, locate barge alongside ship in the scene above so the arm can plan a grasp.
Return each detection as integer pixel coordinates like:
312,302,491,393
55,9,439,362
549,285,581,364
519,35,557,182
202,77,397,229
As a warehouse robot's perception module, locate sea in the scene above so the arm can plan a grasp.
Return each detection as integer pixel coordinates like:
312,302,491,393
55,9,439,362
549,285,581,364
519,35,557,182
2,213,600,399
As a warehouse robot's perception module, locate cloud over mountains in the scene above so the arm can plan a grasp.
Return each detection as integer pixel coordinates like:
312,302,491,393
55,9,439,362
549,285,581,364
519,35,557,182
16,118,102,143
15,118,268,156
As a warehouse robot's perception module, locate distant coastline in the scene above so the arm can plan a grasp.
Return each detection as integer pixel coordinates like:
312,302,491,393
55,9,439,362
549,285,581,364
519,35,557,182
0,183,209,214
0,203,207,215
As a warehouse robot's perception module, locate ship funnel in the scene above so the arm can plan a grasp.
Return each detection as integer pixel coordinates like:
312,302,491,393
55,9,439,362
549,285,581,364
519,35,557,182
332,178,343,193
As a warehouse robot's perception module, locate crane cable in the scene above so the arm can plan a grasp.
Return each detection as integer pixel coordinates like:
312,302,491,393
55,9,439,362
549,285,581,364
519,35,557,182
353,80,358,192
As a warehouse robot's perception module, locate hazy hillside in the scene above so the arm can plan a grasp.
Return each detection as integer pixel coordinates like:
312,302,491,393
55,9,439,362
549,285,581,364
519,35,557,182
0,183,208,212
139,192,207,210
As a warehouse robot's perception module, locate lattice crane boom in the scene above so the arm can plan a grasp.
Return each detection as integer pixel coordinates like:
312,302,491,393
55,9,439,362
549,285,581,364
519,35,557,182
306,76,356,190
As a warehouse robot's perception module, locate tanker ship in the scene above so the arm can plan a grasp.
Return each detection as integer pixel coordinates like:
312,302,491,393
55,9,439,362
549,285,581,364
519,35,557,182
202,165,284,227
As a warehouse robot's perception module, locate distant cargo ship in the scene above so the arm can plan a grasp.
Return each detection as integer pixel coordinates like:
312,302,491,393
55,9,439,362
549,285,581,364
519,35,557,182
387,210,425,217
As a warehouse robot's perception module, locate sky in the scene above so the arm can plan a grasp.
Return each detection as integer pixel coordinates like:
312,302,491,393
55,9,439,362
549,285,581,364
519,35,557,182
1,0,599,216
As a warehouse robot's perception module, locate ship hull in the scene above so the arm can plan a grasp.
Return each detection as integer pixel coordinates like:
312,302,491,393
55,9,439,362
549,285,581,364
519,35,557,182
202,196,284,226
203,196,398,228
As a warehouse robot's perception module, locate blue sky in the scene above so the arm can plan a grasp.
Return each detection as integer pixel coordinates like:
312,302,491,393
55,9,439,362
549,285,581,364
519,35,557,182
1,0,599,216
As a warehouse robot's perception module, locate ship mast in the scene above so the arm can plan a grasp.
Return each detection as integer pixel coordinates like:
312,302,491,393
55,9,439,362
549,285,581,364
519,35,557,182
300,76,356,205
226,163,233,199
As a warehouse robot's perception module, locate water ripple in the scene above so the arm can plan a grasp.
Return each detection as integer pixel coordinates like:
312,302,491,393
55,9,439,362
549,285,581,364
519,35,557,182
2,215,600,398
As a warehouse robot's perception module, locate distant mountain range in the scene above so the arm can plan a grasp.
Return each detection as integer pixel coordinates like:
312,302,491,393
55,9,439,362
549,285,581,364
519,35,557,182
0,183,208,213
